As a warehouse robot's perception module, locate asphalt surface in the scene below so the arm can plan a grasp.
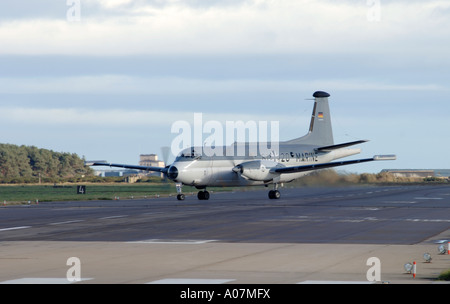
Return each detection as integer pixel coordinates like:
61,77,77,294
1,185,449,244
1,185,449,285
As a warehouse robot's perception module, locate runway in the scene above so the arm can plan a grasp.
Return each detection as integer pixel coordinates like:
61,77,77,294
1,185,449,244
0,185,449,284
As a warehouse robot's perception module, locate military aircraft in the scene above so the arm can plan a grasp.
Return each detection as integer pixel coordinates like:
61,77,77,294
89,91,395,200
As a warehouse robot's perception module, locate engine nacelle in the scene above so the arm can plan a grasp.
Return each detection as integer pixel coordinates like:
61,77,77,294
233,160,281,181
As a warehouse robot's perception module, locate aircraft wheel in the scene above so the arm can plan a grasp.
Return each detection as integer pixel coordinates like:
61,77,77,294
273,190,280,199
177,194,185,201
268,190,281,199
203,191,210,200
197,191,210,200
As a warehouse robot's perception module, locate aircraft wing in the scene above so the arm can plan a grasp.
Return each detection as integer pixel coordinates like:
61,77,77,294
272,155,396,174
87,162,168,173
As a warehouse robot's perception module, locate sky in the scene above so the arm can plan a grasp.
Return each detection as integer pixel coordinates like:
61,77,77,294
1,0,449,173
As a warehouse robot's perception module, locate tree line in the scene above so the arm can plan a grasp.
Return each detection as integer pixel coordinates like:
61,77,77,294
0,143,93,183
290,169,446,186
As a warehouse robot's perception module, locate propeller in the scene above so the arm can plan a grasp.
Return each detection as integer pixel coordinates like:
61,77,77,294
160,146,171,182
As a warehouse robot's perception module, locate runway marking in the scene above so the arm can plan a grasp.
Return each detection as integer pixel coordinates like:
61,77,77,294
337,219,365,223
405,218,450,223
384,201,417,204
414,197,443,200
147,278,234,284
141,212,163,216
0,278,93,284
0,226,31,232
267,215,450,224
298,280,374,284
128,239,217,245
99,215,128,220
48,220,84,225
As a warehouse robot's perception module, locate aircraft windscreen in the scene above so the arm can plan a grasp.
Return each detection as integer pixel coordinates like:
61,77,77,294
175,148,202,161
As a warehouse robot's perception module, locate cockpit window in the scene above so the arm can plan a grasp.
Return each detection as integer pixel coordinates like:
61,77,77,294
176,148,202,161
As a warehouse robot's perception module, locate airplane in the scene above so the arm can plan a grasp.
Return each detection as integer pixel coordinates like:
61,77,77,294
88,91,396,200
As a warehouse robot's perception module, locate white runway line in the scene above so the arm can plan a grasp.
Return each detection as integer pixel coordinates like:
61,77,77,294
0,278,93,284
48,220,84,225
0,226,31,232
298,280,374,284
414,197,443,200
405,218,450,223
128,239,217,245
99,215,128,220
147,278,234,284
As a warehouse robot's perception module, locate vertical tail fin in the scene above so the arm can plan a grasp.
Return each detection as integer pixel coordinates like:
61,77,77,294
285,91,334,146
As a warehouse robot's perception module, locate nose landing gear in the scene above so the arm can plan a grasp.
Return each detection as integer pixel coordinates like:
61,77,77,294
176,183,185,201
175,184,211,201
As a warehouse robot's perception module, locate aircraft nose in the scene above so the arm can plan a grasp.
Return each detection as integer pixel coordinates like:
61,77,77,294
167,165,178,181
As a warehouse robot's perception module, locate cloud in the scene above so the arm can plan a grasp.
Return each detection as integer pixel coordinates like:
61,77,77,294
0,1,448,172
0,107,178,126
0,106,297,128
0,75,444,96
1,0,449,56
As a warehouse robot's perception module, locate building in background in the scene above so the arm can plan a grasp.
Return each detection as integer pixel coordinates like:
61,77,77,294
139,154,164,168
139,154,165,178
91,154,166,181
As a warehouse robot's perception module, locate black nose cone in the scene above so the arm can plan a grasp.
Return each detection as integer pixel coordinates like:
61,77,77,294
167,166,178,180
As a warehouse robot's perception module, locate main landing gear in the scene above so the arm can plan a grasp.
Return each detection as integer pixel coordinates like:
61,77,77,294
176,191,210,200
175,183,210,201
268,183,281,199
197,190,210,200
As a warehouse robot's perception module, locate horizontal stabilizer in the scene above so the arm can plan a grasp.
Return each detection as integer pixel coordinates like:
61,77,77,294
273,154,396,174
315,140,368,152
89,162,168,173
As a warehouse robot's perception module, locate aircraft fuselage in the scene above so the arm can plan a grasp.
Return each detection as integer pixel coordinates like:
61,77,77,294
168,143,361,188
